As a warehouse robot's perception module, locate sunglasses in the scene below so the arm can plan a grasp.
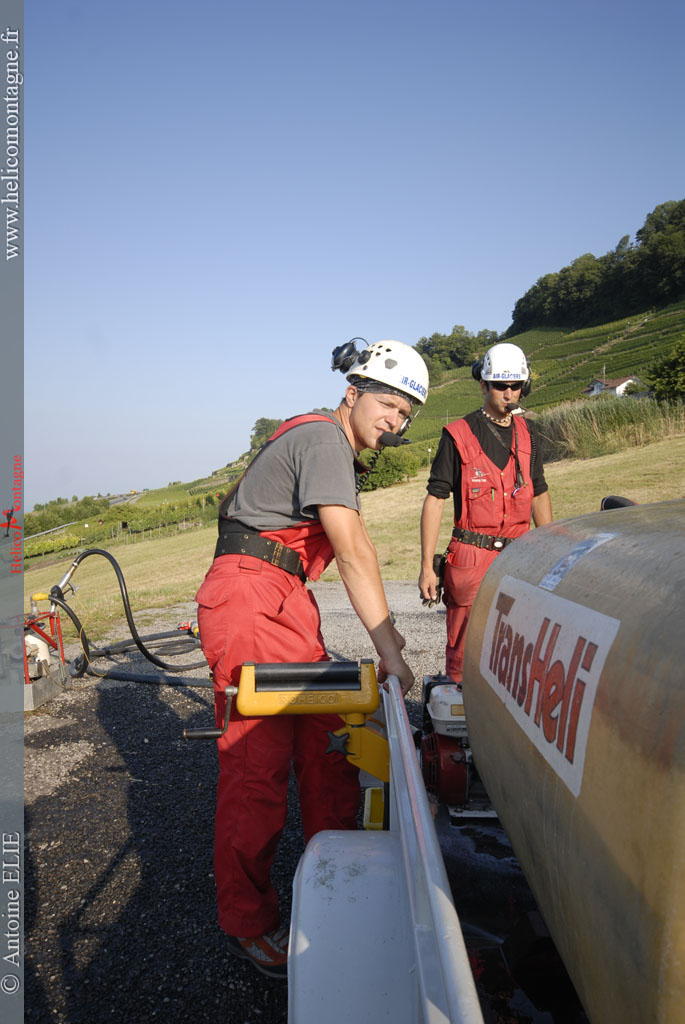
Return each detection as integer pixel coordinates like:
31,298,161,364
490,381,523,391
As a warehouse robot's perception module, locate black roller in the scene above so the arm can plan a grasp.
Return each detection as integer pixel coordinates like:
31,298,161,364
252,661,363,691
184,728,223,740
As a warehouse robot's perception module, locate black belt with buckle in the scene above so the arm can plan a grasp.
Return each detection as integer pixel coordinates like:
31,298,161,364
452,527,512,552
215,527,306,582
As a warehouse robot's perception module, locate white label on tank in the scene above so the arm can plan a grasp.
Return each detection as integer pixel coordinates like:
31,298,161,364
478,576,620,797
539,533,616,591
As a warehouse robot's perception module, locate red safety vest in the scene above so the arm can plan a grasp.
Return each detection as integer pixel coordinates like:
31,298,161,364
220,414,340,582
445,417,533,538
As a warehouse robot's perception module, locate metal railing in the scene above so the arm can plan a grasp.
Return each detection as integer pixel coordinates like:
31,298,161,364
384,676,484,1024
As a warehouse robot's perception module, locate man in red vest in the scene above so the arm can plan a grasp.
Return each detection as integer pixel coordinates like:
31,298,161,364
196,339,429,978
419,342,552,683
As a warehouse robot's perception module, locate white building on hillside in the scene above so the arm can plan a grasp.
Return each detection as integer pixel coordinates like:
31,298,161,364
582,376,641,397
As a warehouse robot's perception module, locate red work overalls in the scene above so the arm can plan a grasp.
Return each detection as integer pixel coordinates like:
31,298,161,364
442,417,533,683
195,417,361,938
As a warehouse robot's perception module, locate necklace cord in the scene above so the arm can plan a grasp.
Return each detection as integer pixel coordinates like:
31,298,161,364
480,409,525,489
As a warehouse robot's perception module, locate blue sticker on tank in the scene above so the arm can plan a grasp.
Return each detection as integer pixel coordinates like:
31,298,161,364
539,534,616,592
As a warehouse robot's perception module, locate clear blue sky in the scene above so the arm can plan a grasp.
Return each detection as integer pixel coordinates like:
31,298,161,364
25,0,685,509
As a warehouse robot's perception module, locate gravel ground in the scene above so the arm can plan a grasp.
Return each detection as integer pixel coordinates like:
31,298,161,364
25,582,447,1024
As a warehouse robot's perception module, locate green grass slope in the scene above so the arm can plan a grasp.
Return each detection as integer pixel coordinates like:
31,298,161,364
413,300,685,439
28,300,685,527
24,437,685,639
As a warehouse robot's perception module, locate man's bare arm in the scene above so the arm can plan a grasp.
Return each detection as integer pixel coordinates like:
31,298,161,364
318,504,415,695
419,494,446,602
532,491,553,527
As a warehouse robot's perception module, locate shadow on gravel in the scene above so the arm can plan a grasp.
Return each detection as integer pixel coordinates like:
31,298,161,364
26,665,305,1024
25,807,53,1022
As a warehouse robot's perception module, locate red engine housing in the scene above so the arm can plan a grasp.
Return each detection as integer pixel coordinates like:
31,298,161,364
421,732,469,806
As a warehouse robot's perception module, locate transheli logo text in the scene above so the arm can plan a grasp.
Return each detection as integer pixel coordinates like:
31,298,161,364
479,576,620,796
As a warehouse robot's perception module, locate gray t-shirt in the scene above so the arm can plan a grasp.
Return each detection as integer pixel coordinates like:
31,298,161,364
223,412,362,531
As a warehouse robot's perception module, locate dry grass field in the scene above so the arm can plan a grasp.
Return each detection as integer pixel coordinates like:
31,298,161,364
24,435,685,641
347,432,685,576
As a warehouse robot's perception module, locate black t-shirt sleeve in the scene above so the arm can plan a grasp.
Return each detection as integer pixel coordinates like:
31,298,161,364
527,421,549,497
426,429,459,499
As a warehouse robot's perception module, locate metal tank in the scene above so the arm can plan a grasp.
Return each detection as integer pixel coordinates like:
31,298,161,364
462,499,684,1024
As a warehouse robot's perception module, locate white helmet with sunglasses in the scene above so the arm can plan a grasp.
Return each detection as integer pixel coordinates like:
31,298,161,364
480,343,529,383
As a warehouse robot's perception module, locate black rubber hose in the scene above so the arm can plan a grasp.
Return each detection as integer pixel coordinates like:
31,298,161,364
91,629,199,657
88,634,200,660
81,668,213,687
51,547,207,673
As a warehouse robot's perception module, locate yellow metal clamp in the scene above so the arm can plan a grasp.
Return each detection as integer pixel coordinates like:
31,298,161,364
327,714,390,782
236,659,380,717
235,660,389,781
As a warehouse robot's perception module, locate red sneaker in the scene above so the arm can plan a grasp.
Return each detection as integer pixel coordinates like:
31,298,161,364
226,927,289,979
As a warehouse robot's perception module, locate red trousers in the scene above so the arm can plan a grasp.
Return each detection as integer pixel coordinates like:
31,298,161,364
195,555,361,937
443,539,498,684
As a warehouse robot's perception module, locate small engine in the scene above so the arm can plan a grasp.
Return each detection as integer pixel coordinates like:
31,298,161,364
420,676,470,806
24,635,51,680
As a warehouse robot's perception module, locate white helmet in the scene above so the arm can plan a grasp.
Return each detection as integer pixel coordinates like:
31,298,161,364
480,343,529,383
346,340,429,405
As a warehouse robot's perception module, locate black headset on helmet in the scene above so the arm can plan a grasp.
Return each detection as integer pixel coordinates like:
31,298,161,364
331,338,370,374
471,356,532,398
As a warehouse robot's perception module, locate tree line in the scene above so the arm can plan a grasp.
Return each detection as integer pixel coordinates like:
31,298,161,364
26,495,111,534
414,326,498,384
507,199,685,334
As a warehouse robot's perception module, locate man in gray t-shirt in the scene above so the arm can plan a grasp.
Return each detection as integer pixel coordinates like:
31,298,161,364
223,411,361,531
195,340,429,978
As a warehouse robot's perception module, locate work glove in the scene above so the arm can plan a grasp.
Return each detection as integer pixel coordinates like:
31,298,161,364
421,553,445,608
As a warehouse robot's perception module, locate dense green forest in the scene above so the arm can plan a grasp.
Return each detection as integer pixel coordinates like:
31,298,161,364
508,199,685,333
411,200,684,385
